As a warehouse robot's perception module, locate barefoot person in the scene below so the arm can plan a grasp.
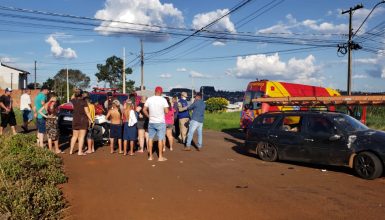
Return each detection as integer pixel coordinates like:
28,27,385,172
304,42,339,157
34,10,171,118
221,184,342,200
34,86,49,147
164,97,175,151
84,93,95,154
0,88,17,136
123,99,138,156
38,93,62,153
136,96,149,152
69,89,92,155
106,100,123,154
143,86,169,161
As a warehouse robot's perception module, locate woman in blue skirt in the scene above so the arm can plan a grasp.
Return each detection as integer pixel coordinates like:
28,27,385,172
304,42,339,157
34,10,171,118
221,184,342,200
123,99,138,156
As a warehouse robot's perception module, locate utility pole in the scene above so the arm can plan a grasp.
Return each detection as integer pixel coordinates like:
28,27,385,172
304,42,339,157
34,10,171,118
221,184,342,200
34,60,37,90
123,47,126,94
342,4,363,96
10,73,13,90
66,66,69,103
140,40,144,91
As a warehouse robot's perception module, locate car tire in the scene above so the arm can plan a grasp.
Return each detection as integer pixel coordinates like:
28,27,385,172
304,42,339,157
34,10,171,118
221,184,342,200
354,152,383,180
256,141,278,162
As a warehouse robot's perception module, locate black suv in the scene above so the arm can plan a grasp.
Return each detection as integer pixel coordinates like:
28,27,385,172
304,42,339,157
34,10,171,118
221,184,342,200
245,111,385,180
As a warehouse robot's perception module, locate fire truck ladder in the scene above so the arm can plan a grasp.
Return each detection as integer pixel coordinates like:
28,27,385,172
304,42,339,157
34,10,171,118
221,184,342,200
252,95,385,106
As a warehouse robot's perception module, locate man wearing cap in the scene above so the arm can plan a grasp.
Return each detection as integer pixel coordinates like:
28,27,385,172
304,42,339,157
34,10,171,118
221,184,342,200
143,86,169,161
177,91,190,144
0,88,17,135
34,85,49,147
184,93,206,151
20,88,33,132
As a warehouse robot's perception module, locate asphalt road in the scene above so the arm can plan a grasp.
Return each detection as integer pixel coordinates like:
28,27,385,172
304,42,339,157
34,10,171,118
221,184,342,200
60,130,385,220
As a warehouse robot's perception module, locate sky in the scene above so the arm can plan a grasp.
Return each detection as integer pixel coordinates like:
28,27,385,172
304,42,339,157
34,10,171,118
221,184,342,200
0,0,384,92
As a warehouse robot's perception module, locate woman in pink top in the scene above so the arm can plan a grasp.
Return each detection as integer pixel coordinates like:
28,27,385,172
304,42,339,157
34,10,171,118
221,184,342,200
164,97,175,151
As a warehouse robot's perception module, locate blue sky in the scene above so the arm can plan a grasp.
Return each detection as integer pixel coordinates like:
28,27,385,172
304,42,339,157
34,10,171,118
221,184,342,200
0,0,384,92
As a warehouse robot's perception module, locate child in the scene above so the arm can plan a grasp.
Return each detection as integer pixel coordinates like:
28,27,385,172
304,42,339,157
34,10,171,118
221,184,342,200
123,100,138,156
106,100,122,154
85,96,95,154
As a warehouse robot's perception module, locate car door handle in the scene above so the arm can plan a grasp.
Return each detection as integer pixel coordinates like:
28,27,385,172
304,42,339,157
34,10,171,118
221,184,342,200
269,134,278,138
304,138,314,142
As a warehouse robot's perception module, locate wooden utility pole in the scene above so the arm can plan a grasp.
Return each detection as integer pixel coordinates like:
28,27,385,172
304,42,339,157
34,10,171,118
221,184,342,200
342,4,363,96
123,47,126,94
34,60,37,90
66,66,69,103
140,40,144,91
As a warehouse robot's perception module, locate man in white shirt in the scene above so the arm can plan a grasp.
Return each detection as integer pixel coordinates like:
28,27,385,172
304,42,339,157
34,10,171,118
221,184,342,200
143,86,169,161
20,88,33,132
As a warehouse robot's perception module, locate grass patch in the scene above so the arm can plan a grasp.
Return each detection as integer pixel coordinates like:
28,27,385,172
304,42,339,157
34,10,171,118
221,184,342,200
0,134,67,219
204,111,240,132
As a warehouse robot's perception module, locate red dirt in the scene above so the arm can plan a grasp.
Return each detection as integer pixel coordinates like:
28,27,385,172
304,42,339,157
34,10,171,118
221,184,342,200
61,130,385,220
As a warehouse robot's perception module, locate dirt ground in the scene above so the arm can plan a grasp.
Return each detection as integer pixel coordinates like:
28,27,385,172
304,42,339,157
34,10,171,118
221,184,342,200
60,130,385,220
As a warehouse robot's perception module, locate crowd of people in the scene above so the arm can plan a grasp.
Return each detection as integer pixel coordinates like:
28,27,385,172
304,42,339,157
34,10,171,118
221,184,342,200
0,86,206,162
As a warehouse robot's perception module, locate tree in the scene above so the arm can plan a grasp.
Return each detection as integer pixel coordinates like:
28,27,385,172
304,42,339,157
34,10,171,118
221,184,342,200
42,69,90,101
95,55,135,92
206,97,229,112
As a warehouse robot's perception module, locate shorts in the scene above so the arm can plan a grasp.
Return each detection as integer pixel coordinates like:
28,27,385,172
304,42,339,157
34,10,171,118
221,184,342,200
148,123,166,141
22,110,33,122
1,112,16,128
110,124,122,139
87,127,94,140
166,124,173,129
37,118,46,133
136,120,148,130
123,123,138,141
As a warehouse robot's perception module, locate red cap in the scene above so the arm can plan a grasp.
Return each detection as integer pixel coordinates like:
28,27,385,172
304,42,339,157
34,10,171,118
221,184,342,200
155,86,163,94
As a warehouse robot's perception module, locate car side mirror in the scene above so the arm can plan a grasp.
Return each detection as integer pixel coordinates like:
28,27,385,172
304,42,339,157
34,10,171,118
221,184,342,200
329,134,341,141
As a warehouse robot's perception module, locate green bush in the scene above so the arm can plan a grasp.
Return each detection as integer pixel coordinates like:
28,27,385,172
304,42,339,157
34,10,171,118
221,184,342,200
205,97,229,112
0,134,67,220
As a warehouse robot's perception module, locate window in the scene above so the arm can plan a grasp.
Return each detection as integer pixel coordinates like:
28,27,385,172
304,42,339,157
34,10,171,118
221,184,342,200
253,115,279,129
280,116,302,132
243,91,263,110
307,116,334,135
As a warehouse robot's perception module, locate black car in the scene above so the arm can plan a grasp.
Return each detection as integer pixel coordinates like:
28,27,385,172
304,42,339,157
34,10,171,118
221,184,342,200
245,111,385,180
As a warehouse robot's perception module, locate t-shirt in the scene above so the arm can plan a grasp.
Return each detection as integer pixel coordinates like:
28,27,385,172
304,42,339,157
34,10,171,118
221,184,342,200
165,108,174,125
0,95,12,113
144,96,169,124
34,92,46,119
20,93,32,110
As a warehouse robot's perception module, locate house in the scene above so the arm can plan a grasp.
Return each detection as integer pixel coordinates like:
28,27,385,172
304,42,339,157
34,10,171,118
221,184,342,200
0,63,30,90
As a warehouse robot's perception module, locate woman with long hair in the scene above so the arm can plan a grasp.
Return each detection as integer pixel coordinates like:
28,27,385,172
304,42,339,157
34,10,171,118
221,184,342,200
164,97,175,151
123,99,138,156
69,89,92,155
38,92,62,153
136,96,149,153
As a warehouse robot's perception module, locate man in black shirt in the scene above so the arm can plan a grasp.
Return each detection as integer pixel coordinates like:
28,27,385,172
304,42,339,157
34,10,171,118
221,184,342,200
0,88,17,135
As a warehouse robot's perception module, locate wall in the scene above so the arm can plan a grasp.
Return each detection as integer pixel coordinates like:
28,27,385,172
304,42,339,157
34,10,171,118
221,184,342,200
0,89,40,109
0,66,22,90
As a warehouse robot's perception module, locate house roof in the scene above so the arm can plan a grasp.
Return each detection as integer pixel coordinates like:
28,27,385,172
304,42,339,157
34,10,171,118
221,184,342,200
0,63,30,74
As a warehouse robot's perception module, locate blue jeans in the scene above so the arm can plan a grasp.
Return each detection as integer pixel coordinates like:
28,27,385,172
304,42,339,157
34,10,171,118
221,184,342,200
148,123,166,141
186,120,203,148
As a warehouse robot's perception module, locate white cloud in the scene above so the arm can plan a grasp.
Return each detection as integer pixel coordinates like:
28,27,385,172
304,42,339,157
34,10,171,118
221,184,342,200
0,56,13,63
212,41,225,46
94,0,184,40
169,84,183,90
353,74,368,79
258,23,292,34
189,70,212,79
176,67,187,72
229,53,323,85
45,35,77,59
159,73,172,78
63,39,95,44
192,9,236,33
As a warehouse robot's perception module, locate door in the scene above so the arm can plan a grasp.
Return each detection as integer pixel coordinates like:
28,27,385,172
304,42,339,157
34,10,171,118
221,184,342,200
303,116,349,165
269,115,308,162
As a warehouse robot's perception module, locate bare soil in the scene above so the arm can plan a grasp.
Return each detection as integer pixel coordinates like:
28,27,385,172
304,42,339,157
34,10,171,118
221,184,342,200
60,130,385,220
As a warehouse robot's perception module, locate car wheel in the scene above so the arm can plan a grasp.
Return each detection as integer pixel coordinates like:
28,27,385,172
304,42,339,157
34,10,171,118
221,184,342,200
354,152,383,180
257,142,278,162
